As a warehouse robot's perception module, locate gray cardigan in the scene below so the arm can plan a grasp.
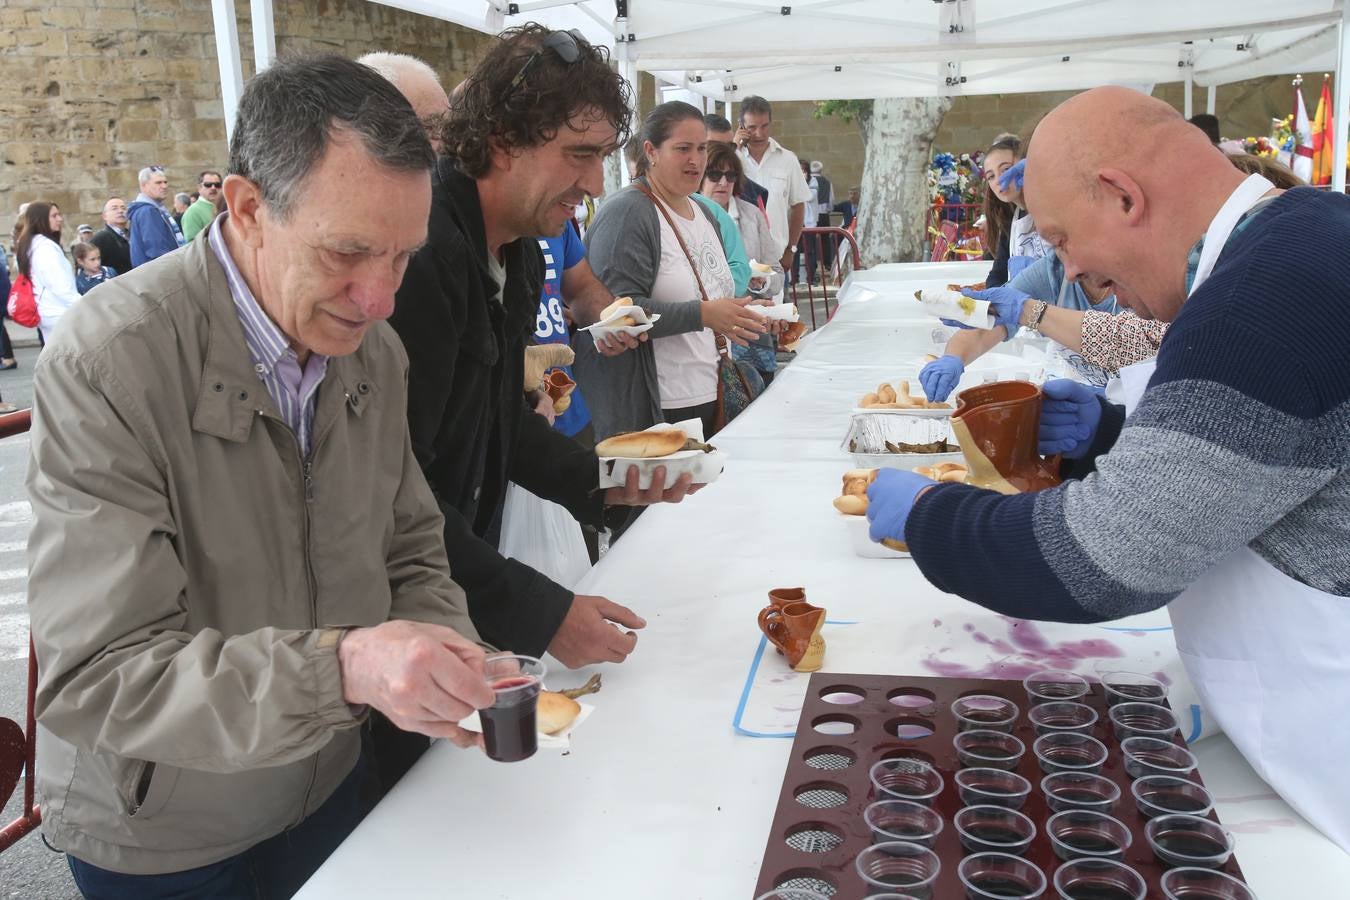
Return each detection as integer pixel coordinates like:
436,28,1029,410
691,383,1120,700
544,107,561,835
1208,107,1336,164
576,180,728,441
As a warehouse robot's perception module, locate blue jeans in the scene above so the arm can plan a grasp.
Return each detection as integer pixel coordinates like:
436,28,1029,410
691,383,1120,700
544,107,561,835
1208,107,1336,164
67,754,368,900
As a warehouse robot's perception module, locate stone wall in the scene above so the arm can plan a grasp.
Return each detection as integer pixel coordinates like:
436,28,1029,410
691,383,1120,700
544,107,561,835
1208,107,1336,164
768,100,866,204
0,0,493,238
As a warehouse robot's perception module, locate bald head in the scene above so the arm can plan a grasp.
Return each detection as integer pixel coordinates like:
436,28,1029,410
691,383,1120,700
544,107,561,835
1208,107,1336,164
1024,86,1247,321
358,52,449,151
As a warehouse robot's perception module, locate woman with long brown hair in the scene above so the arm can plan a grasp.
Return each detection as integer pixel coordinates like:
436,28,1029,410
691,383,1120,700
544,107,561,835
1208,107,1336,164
980,133,1051,287
15,201,80,344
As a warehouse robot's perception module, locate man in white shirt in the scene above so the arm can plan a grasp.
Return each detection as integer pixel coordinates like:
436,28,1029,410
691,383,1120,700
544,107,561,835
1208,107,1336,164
734,96,810,272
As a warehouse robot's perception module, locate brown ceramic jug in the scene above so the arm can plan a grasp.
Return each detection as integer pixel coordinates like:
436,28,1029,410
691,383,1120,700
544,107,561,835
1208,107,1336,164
768,587,807,608
951,380,1062,494
543,369,576,414
757,600,826,673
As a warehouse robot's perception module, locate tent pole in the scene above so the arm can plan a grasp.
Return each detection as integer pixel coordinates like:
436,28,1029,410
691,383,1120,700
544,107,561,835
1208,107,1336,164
1206,84,1216,115
1184,63,1194,119
210,0,245,143
250,0,275,74
1335,3,1350,193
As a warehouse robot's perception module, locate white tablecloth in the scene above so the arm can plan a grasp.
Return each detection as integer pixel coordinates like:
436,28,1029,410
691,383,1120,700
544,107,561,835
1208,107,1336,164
298,262,1349,899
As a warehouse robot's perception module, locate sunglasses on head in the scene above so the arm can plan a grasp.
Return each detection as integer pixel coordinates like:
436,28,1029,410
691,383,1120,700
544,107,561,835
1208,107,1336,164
503,30,584,103
704,170,735,184
148,165,165,174
201,181,221,189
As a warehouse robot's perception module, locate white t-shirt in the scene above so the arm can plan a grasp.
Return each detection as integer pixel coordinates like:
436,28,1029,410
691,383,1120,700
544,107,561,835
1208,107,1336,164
738,137,812,258
650,198,734,409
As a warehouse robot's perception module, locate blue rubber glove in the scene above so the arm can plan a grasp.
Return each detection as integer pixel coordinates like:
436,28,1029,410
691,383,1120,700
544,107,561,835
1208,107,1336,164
918,354,965,403
998,158,1026,192
940,285,1029,341
1006,254,1034,281
1039,379,1103,458
866,469,937,545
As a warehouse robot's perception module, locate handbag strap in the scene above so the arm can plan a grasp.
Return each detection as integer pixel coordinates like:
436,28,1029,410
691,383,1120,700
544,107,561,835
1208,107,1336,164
634,180,730,356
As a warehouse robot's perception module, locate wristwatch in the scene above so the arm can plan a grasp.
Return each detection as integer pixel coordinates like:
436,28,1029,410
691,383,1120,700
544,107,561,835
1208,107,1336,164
1025,300,1049,333
788,244,798,253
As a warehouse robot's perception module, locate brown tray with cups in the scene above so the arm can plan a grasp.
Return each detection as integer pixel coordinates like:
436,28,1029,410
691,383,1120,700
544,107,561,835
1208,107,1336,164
752,672,1254,899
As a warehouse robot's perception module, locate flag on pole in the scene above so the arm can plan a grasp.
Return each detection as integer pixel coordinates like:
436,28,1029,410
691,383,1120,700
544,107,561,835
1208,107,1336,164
1293,79,1315,183
1312,76,1334,186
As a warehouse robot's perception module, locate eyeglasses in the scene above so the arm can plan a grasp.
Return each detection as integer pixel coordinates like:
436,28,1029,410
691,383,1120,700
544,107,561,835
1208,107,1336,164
704,170,735,184
201,181,221,189
503,30,584,103
148,165,164,174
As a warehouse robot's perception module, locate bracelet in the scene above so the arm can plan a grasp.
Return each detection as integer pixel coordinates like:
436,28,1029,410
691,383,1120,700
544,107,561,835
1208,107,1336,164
1025,300,1049,333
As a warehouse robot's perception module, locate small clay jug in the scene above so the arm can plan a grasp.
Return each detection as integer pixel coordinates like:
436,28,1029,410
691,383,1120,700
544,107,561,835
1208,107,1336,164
757,600,826,673
952,380,1062,494
543,369,576,413
768,587,807,608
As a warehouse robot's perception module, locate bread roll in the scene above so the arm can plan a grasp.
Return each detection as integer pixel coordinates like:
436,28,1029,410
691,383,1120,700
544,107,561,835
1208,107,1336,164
537,691,582,735
877,384,897,405
595,429,688,458
860,392,880,407
601,297,634,320
881,538,909,553
833,494,868,515
750,260,772,274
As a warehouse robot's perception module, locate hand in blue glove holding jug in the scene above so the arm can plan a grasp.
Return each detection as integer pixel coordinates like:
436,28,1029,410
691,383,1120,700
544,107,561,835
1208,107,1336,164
1039,379,1102,458
918,354,964,403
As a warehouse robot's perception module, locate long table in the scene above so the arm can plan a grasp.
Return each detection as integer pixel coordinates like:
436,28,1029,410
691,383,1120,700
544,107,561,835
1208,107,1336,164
297,262,1348,898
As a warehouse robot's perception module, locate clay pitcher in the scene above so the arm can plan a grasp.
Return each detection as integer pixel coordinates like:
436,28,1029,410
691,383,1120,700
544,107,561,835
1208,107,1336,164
952,381,1062,494
543,369,576,413
758,601,826,673
768,587,808,608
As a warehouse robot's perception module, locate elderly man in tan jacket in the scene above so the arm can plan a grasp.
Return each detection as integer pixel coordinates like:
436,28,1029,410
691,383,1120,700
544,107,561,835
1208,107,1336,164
25,55,495,898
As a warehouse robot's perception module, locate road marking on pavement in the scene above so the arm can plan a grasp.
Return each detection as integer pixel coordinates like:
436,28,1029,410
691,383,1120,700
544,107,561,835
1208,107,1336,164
0,610,29,662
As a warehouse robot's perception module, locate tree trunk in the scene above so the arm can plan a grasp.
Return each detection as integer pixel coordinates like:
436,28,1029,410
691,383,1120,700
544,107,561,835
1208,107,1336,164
856,96,953,266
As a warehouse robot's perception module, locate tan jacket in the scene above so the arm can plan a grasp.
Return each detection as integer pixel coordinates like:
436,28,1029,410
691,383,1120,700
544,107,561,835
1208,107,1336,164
26,222,482,874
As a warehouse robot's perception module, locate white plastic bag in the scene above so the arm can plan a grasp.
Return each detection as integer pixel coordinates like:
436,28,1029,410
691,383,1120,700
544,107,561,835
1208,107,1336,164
497,482,591,591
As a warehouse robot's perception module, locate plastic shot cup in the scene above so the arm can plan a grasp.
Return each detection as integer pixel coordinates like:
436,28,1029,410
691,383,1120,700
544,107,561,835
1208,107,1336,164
1099,670,1167,706
855,841,941,898
1033,732,1109,775
954,729,1026,770
1023,669,1090,705
955,768,1033,810
1052,858,1147,900
1046,810,1133,861
954,804,1037,856
958,852,1048,899
864,799,945,848
1131,775,1215,819
1108,702,1180,741
869,758,945,805
1029,701,1098,736
952,694,1020,733
1145,814,1235,869
480,653,546,762
1159,867,1257,899
1040,772,1121,814
1120,737,1198,780
755,891,830,900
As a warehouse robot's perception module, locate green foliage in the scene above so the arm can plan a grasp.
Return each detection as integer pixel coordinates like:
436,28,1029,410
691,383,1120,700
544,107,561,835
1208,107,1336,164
815,99,872,123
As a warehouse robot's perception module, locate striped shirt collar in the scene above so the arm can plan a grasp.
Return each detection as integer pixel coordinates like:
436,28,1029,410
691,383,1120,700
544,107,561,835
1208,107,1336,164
208,219,298,373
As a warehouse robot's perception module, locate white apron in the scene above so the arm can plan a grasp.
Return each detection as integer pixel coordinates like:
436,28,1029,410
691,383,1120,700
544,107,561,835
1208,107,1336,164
1116,175,1350,852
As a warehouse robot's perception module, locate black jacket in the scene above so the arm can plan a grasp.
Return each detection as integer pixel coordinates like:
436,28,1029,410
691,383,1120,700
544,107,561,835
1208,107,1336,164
390,160,606,657
90,226,133,277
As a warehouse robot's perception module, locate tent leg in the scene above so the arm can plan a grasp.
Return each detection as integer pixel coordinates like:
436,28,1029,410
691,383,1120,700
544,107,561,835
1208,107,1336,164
211,0,245,143
1335,4,1350,193
1206,85,1216,116
251,0,275,74
1183,65,1194,119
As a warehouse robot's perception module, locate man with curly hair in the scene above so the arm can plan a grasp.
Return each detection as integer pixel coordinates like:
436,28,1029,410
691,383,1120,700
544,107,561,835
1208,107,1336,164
382,26,703,788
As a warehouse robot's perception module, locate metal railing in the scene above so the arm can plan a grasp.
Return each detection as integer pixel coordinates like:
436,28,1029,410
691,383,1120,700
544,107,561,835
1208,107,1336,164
786,226,862,328
0,408,39,854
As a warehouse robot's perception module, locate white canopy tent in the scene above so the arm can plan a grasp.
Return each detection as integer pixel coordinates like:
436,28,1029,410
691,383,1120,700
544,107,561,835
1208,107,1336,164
210,0,1350,189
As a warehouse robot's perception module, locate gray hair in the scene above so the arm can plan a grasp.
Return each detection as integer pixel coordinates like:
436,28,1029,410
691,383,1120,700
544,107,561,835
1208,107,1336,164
138,166,164,186
227,53,434,221
356,51,439,90
174,192,191,205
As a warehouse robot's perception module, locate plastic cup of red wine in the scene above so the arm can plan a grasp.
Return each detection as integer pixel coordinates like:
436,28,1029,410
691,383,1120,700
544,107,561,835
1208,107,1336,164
1040,772,1121,814
1159,867,1257,899
1120,736,1198,780
958,851,1048,899
1131,774,1215,819
1108,702,1180,741
954,804,1038,856
1029,701,1098,736
952,694,1021,733
1033,732,1108,775
869,758,945,805
1145,814,1235,869
854,840,941,897
1023,669,1090,705
1046,810,1132,861
1099,671,1167,707
1052,858,1147,900
480,653,546,762
954,729,1026,770
955,767,1033,810
864,799,945,848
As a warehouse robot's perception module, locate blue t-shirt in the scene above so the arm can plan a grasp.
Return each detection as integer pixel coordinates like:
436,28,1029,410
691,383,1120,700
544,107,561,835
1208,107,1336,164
535,225,591,437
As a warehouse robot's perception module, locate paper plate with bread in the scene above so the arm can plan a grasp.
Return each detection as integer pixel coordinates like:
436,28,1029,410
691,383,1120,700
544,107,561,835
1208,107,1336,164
595,419,727,490
581,297,661,343
830,468,910,559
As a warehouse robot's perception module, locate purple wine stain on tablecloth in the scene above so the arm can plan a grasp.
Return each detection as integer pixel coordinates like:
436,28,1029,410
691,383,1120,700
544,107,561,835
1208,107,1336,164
922,617,1126,679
